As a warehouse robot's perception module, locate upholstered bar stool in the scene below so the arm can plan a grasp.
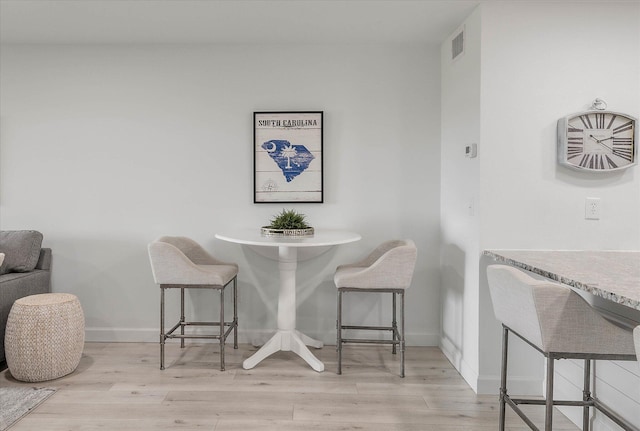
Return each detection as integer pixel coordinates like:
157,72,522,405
334,239,417,377
487,265,637,431
148,236,238,371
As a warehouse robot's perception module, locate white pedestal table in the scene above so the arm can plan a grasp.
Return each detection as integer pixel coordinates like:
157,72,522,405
215,229,361,372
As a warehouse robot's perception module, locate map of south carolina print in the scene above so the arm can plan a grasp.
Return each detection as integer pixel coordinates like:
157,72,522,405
261,139,315,182
254,111,323,203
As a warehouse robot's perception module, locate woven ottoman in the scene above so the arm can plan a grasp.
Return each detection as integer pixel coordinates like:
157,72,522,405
5,293,84,382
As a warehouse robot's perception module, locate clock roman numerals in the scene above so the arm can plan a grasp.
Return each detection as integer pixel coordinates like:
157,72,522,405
579,154,593,169
566,135,583,160
579,115,593,129
612,149,634,162
613,120,633,134
579,154,609,170
613,137,635,162
612,142,633,162
569,113,617,132
605,155,618,169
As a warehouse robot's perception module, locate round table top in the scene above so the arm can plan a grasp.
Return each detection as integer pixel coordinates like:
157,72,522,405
215,229,361,248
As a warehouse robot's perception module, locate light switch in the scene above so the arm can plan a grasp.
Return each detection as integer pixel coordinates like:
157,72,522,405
465,143,477,158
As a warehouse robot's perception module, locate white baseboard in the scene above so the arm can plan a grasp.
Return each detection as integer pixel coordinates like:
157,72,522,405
408,331,440,346
440,336,542,396
440,335,462,369
85,327,158,343
440,336,479,392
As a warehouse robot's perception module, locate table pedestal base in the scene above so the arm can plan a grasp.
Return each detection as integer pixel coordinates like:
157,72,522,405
242,330,324,372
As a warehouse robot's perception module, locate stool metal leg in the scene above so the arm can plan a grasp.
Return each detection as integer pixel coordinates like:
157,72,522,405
392,292,397,355
160,286,166,370
220,287,225,371
545,356,555,431
400,291,405,378
583,359,591,431
337,289,343,375
233,277,238,349
180,287,185,349
499,326,508,431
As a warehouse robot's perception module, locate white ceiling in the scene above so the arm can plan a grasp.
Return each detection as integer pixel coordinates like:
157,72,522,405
0,0,480,45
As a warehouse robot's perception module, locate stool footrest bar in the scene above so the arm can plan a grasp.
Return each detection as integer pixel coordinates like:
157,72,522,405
510,397,595,407
504,395,540,431
593,397,640,431
341,338,400,345
341,325,395,331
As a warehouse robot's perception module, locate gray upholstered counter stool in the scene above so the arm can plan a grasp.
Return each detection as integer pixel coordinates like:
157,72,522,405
148,236,238,371
5,293,85,382
487,265,638,431
334,239,417,377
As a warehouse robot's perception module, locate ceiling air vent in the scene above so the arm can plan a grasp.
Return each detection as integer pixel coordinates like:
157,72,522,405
451,28,464,60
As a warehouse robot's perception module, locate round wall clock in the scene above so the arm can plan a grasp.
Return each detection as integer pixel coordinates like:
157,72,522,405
557,108,637,172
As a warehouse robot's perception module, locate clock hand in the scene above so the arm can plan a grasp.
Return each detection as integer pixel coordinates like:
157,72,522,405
589,135,614,151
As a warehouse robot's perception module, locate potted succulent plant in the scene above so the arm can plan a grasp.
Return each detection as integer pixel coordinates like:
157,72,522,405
261,209,314,237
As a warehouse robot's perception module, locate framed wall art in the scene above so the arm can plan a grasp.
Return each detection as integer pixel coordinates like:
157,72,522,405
254,111,323,203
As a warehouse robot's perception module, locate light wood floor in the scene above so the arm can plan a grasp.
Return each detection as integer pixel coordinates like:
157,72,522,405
0,342,579,430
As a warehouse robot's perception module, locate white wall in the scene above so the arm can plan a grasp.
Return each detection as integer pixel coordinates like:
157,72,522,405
439,7,482,391
479,1,640,251
0,43,442,347
441,1,640,429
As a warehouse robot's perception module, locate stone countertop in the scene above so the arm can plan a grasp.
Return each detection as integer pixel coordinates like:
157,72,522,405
483,250,640,311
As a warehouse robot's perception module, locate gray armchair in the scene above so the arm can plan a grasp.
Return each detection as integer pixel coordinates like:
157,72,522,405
0,230,52,364
148,236,238,371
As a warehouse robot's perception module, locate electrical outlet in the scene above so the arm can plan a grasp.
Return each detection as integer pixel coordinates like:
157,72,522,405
585,198,600,220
